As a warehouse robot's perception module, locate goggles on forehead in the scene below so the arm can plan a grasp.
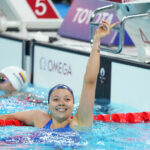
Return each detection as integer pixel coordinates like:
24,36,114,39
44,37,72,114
0,76,7,83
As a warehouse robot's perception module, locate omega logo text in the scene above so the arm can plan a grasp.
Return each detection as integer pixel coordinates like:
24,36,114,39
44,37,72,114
40,57,72,76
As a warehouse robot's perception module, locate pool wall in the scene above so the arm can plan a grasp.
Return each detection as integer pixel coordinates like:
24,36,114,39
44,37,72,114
30,41,89,99
96,54,150,111
0,34,150,111
0,34,26,70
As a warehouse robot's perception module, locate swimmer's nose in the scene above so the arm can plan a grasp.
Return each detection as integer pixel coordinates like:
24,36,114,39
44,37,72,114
58,100,65,106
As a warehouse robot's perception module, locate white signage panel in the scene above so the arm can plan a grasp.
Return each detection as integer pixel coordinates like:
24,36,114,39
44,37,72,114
33,45,89,98
111,62,150,111
0,37,23,70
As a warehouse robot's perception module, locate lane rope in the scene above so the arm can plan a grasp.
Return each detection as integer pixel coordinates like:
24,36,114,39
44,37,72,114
93,112,150,123
0,112,150,126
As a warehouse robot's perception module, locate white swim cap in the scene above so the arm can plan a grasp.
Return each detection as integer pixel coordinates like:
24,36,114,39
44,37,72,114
0,66,27,91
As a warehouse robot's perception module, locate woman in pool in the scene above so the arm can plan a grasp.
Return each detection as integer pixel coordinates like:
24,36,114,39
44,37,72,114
0,66,27,98
0,21,118,129
0,66,45,103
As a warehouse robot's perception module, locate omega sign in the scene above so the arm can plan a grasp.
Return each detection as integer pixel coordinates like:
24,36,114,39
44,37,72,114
40,57,72,76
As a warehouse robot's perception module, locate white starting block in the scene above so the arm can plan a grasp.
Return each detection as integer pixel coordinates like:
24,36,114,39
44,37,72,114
0,0,63,32
90,0,150,62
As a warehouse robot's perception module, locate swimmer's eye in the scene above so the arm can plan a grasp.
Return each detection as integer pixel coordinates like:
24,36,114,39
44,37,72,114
52,98,59,102
65,98,71,101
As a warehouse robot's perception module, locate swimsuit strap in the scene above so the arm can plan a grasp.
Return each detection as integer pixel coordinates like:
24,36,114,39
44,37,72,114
43,119,70,129
43,119,52,129
65,123,70,128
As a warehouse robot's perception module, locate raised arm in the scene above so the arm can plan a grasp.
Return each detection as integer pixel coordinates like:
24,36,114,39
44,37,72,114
74,20,118,126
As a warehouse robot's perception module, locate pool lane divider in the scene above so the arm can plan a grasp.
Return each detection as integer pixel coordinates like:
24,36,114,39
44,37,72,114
93,112,150,123
0,112,150,126
0,119,22,126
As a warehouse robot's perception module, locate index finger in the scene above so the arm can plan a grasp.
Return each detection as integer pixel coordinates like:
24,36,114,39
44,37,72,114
110,22,119,29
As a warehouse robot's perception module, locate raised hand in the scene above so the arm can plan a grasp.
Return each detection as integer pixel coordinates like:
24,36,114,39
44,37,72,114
93,20,119,43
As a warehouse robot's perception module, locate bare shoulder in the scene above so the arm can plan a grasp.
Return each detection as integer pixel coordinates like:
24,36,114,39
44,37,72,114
31,109,48,117
32,109,51,128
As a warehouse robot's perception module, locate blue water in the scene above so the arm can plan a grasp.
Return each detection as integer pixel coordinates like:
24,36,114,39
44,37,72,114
0,84,150,150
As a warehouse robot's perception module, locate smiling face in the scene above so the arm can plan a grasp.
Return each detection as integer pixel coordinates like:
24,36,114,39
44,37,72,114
48,89,74,123
0,73,16,92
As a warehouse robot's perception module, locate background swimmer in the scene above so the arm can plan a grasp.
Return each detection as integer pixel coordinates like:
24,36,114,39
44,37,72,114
0,66,27,98
0,66,45,103
0,20,118,129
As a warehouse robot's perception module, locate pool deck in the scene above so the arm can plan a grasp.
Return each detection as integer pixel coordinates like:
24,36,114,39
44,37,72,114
3,30,141,64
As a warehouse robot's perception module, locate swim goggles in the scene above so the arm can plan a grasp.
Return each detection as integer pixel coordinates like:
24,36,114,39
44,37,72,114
0,76,7,83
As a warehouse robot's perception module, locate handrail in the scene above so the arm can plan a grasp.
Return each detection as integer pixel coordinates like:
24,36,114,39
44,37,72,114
90,5,150,54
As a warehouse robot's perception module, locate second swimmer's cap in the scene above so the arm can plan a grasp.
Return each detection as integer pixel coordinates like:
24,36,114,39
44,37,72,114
0,66,27,91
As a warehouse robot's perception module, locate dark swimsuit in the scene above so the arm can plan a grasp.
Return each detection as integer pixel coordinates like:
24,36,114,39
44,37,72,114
43,119,71,130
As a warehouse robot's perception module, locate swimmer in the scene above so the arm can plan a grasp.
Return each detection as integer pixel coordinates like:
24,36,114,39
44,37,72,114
0,21,118,129
0,66,27,98
0,66,45,103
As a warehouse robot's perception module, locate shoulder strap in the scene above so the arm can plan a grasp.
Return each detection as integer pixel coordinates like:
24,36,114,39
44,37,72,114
43,119,52,129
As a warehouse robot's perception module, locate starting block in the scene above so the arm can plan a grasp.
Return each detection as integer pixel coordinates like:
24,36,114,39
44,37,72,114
90,0,150,62
0,0,63,32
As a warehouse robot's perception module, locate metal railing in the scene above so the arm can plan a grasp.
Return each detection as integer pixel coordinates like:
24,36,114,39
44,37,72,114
90,4,150,54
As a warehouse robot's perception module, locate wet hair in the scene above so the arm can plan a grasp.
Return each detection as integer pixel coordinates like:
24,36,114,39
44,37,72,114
48,84,74,104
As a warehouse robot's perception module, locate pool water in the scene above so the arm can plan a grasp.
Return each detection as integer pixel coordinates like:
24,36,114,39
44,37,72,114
0,84,150,150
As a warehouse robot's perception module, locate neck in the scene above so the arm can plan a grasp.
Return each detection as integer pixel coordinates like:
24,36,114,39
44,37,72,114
51,117,70,129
